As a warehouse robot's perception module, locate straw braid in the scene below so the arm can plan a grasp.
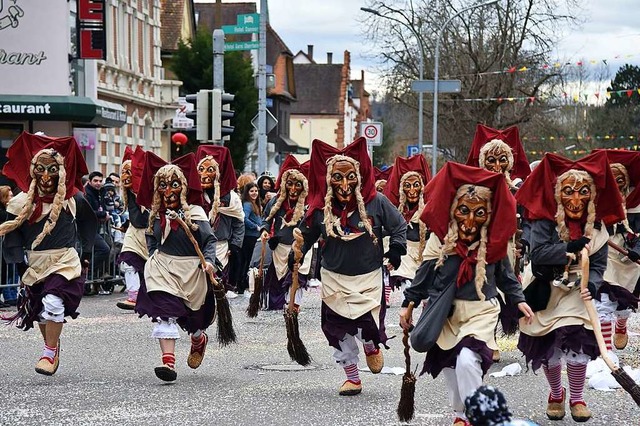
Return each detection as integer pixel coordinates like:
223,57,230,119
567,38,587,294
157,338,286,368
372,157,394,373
436,184,492,300
323,155,377,245
146,165,198,234
120,159,131,210
198,156,220,223
554,170,596,242
398,171,427,262
266,169,308,226
610,163,635,235
479,140,515,188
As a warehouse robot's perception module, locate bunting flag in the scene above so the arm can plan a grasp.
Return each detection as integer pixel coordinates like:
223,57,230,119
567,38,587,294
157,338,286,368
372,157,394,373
526,146,640,157
437,87,640,104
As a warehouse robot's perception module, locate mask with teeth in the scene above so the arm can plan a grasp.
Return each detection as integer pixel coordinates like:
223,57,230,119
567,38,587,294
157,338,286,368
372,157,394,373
610,163,629,195
157,172,182,210
197,158,218,190
330,160,358,204
402,175,423,205
559,174,591,220
285,176,304,202
120,161,132,190
454,193,489,243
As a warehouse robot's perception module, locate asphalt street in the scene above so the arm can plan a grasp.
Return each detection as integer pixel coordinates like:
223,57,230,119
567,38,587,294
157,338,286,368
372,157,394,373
0,286,638,426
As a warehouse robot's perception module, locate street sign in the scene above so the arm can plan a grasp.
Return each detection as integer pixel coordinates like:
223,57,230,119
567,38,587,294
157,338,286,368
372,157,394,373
360,122,383,146
237,13,259,25
221,24,259,35
251,109,278,134
266,98,273,108
224,41,260,51
411,79,462,93
407,145,419,157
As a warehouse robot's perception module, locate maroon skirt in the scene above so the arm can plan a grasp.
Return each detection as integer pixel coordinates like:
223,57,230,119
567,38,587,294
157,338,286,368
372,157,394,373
263,263,308,311
421,336,494,379
321,300,388,351
117,251,146,273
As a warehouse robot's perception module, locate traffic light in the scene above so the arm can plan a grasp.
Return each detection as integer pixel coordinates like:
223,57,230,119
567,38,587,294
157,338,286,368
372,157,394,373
211,89,235,142
185,90,212,142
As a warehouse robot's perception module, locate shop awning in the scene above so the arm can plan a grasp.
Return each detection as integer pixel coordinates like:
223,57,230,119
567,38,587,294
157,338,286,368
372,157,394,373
272,134,309,154
0,95,126,128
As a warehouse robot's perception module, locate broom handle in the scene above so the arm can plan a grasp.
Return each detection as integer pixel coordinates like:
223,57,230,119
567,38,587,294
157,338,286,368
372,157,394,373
579,248,618,372
289,229,304,313
169,213,223,292
259,238,266,277
607,240,640,266
403,302,415,372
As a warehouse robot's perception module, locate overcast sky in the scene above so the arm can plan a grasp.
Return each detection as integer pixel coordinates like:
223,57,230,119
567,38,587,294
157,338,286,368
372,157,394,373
197,0,640,93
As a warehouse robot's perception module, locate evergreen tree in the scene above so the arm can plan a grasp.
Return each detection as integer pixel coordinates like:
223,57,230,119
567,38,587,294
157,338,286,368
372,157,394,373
171,28,257,169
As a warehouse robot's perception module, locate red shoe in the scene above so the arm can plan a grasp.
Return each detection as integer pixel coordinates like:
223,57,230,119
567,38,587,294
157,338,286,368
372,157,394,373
453,417,471,426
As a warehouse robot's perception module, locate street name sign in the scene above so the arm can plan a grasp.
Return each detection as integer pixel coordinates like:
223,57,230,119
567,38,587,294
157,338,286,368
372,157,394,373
221,24,259,35
225,41,260,51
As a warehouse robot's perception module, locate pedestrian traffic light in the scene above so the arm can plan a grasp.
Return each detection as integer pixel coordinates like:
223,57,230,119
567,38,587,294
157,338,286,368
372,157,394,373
211,89,235,142
185,90,212,142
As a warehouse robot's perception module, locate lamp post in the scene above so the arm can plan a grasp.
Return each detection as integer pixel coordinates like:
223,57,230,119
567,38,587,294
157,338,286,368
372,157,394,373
431,0,499,175
361,7,426,157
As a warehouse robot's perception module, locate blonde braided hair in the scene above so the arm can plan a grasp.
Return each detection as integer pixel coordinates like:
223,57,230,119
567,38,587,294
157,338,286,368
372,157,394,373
323,155,377,245
120,159,132,210
554,170,596,242
147,165,198,234
610,163,635,235
0,149,67,250
266,169,308,226
398,171,427,262
436,184,493,301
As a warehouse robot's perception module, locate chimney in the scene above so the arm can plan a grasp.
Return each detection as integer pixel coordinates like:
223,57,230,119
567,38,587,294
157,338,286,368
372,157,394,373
327,52,333,64
307,44,314,61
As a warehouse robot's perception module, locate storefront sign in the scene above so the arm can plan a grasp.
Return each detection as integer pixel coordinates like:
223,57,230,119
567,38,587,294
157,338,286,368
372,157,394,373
77,0,106,60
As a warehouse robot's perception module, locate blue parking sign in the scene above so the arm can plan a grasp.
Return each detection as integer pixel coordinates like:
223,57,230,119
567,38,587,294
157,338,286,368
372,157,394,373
407,145,419,157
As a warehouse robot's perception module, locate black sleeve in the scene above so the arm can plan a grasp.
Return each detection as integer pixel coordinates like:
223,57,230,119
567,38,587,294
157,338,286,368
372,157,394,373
75,193,97,255
197,220,217,265
146,221,158,256
260,196,277,233
401,259,438,307
2,212,25,264
299,211,323,256
496,257,526,305
530,220,570,267
588,243,608,294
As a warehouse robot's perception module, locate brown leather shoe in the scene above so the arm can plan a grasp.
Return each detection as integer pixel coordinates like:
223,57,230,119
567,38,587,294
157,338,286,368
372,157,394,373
187,332,208,369
546,387,566,420
154,364,177,382
613,332,628,350
570,401,592,422
365,349,384,374
492,349,501,363
35,340,60,376
338,380,362,396
116,299,136,310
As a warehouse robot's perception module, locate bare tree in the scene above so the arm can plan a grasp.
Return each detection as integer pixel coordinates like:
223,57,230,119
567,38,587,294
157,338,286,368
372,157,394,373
361,0,585,162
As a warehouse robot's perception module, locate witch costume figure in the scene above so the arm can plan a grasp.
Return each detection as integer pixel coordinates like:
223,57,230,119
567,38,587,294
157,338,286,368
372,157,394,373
259,154,311,310
0,131,97,376
515,151,626,422
115,146,149,310
400,162,533,426
382,154,431,305
134,152,217,382
593,149,640,351
293,137,407,396
196,145,244,298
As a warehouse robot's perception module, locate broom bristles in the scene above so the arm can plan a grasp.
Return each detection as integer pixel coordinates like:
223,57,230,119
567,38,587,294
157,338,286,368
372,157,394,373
284,311,311,366
397,372,416,422
612,368,640,406
246,273,263,318
215,292,237,346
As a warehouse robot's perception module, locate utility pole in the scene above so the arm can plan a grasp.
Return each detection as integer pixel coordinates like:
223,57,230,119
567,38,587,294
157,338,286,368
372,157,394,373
213,29,224,145
257,0,268,173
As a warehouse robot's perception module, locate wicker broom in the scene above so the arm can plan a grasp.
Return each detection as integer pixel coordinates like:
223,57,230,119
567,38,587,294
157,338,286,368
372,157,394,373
397,301,417,422
284,228,311,366
169,212,237,346
247,239,267,318
580,248,640,405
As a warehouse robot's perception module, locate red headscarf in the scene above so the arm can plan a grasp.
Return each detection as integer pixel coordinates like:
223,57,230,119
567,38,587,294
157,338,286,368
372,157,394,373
3,131,88,199
122,146,134,163
374,165,393,181
466,124,530,180
306,137,376,221
195,145,238,198
383,155,431,208
275,154,307,190
129,146,146,194
136,151,204,209
593,149,640,210
421,162,516,265
515,151,625,226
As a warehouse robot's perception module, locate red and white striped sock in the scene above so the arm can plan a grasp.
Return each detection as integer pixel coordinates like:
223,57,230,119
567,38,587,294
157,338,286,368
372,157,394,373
542,363,564,401
384,285,392,305
363,342,378,356
343,364,361,384
566,362,587,405
616,317,628,335
41,343,57,362
162,352,176,369
601,321,613,351
191,334,206,351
